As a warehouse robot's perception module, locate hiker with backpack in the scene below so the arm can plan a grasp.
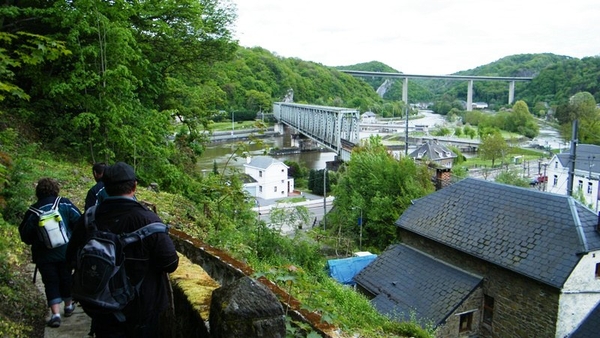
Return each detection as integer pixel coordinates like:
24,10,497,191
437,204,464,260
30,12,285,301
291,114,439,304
84,162,106,211
18,178,82,328
67,162,179,337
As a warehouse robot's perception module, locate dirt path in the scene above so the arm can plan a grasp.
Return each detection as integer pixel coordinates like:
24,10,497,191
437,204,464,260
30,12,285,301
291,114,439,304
29,264,92,338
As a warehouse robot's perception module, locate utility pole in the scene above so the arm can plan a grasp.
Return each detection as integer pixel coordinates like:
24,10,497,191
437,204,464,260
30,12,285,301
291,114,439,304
567,120,578,196
323,169,327,231
404,104,409,156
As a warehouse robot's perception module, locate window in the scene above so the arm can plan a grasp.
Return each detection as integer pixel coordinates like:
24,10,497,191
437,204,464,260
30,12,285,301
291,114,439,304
555,161,558,169
553,175,558,186
578,180,583,191
459,312,473,332
259,171,263,177
274,186,277,192
588,182,593,194
595,263,600,279
483,295,494,325
259,186,263,193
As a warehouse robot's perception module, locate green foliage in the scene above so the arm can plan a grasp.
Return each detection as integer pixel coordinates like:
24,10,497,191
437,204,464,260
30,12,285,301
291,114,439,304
478,131,509,167
0,32,70,101
0,214,47,338
494,170,531,187
555,92,600,145
308,169,331,196
331,136,434,250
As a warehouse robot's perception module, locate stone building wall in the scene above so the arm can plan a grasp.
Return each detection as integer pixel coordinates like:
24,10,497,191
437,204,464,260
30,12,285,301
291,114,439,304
400,230,560,338
435,288,483,338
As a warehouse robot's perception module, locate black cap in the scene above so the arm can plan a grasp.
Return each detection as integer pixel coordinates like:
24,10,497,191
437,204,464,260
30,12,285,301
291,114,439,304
103,162,136,185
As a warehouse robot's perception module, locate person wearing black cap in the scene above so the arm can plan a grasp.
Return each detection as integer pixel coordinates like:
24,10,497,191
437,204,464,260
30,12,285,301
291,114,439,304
67,162,179,337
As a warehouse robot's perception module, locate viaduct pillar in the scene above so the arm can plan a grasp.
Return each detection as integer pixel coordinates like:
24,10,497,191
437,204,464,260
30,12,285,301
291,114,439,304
466,80,473,111
508,81,515,105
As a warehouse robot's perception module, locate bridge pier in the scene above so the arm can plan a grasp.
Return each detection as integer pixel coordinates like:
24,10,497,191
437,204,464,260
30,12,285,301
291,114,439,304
467,79,473,111
508,81,515,105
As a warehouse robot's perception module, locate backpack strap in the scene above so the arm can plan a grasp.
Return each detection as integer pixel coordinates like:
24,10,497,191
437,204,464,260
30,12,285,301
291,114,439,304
28,206,42,216
121,222,169,246
28,197,61,216
51,197,61,210
84,205,98,231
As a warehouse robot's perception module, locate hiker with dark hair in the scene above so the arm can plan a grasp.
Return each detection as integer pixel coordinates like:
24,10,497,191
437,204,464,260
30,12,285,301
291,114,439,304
19,178,82,328
67,162,179,337
84,162,106,211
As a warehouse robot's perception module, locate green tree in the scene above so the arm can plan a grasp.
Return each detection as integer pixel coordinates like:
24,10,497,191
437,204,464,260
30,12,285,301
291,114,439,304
558,92,600,145
479,132,509,167
506,100,539,138
495,170,530,187
0,32,70,101
331,136,434,249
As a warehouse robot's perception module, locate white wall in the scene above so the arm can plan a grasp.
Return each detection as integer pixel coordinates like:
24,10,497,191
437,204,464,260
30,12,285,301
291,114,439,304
546,156,599,212
244,162,293,200
556,250,600,337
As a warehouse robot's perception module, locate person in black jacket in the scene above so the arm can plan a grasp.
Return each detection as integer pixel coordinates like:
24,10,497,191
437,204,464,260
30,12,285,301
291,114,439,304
84,162,106,211
67,162,179,337
19,178,82,328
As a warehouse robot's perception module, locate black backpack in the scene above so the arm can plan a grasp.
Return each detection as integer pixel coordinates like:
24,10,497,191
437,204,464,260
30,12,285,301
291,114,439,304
71,205,168,321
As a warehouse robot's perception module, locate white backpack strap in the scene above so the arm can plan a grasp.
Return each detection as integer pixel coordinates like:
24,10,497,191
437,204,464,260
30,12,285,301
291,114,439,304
28,206,43,216
51,197,61,210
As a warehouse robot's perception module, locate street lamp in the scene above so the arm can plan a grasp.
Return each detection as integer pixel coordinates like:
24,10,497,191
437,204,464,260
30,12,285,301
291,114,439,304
352,207,363,251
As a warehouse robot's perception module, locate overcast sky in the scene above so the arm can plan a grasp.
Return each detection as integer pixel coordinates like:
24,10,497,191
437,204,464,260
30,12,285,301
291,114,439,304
230,1,600,75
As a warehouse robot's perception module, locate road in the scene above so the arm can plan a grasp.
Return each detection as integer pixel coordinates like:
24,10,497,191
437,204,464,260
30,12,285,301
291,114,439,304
253,196,334,236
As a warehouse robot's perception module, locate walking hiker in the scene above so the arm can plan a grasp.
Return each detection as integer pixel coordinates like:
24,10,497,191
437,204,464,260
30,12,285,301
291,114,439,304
84,162,106,211
67,162,179,337
19,178,82,328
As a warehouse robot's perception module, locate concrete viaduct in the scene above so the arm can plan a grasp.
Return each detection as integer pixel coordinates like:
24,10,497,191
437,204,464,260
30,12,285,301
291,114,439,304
339,70,533,111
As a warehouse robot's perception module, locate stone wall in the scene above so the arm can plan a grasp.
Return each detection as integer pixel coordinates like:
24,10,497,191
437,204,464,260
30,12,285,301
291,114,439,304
435,288,483,338
400,230,560,338
168,229,337,337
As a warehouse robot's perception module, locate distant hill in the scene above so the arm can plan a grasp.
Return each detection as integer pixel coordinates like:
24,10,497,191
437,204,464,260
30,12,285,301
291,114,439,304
334,53,599,106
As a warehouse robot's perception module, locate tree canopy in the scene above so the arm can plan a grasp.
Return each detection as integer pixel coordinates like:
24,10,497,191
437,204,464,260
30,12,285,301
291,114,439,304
331,136,434,250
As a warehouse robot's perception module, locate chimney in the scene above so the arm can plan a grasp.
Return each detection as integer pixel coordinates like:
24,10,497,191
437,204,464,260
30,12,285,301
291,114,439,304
246,156,252,164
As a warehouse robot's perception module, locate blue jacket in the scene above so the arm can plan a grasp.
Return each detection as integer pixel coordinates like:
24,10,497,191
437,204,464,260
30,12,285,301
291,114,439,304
19,195,82,264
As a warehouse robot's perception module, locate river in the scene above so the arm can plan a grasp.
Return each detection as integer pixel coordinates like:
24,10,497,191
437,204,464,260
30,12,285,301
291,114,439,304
197,130,338,173
196,111,564,173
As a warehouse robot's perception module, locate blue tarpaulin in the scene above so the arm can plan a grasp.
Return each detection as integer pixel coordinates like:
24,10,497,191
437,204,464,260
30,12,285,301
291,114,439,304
327,254,377,286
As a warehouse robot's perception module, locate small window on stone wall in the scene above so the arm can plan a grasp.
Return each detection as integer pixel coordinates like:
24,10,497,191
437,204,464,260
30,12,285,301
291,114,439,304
595,263,600,279
459,312,473,332
483,295,494,325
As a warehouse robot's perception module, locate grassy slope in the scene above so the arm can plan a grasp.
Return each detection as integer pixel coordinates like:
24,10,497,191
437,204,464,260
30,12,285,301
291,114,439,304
0,145,431,338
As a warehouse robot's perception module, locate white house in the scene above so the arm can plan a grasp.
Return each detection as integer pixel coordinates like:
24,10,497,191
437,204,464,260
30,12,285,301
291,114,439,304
243,156,294,200
361,111,377,124
546,144,600,212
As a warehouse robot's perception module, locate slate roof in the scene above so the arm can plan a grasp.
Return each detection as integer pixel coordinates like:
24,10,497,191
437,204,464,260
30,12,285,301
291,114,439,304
244,156,288,170
554,144,600,174
396,177,600,289
354,244,482,327
570,301,600,338
408,140,457,161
